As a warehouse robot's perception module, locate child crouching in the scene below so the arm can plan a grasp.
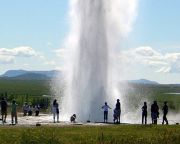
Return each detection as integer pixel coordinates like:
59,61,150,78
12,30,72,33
70,114,76,123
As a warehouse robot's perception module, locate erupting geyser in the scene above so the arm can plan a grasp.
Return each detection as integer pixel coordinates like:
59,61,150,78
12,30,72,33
58,0,138,122
69,0,108,121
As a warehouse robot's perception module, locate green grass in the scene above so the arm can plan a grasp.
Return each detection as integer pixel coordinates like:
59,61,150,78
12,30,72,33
0,79,51,96
0,125,179,144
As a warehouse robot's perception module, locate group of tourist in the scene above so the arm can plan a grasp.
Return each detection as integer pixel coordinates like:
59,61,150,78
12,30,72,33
101,99,169,125
0,97,41,125
22,102,40,116
142,101,169,125
1,97,169,125
52,98,121,124
0,97,18,125
101,99,121,123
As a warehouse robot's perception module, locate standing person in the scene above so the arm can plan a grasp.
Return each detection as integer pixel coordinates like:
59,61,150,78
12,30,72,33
142,102,147,124
115,99,121,124
0,97,8,124
162,101,168,125
102,102,111,123
151,101,159,124
11,100,18,125
52,99,59,123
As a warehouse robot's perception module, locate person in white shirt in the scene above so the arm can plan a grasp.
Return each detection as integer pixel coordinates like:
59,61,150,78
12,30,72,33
102,102,111,123
52,99,59,123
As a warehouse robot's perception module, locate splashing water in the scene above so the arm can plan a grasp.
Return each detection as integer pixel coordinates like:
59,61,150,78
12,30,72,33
56,0,138,122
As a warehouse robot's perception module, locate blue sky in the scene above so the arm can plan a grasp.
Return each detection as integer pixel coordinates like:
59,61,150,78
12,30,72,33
128,0,180,49
121,0,180,83
0,0,180,83
0,0,68,50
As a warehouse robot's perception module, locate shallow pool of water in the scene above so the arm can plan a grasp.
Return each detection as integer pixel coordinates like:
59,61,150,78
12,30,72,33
164,93,180,95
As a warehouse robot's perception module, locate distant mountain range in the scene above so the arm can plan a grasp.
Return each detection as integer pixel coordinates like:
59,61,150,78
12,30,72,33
0,70,61,80
126,79,159,85
0,70,159,84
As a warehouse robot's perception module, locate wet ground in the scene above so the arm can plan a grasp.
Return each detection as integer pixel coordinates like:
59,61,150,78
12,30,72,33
0,114,108,127
0,113,179,126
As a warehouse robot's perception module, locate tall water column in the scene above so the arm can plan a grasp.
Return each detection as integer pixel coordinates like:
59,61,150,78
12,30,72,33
60,0,139,122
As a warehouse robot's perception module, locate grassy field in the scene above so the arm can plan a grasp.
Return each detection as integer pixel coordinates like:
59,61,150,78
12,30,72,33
0,125,179,144
0,79,51,96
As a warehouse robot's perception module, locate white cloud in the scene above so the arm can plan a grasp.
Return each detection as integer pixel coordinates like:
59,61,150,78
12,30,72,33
119,46,180,73
0,46,37,57
0,55,14,64
0,46,37,64
38,55,56,65
133,46,161,57
54,48,68,59
156,67,171,73
0,46,60,71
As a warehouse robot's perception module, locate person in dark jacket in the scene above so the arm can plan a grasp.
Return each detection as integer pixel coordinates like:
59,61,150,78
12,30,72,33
142,102,147,124
11,100,18,125
151,101,159,124
1,97,8,123
113,108,118,123
162,101,168,125
70,114,76,123
115,99,121,124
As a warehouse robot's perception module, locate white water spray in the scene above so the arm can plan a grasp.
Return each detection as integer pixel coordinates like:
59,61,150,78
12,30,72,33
58,0,138,122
